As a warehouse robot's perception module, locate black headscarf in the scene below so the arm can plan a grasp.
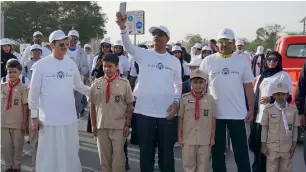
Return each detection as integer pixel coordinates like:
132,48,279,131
252,51,283,124
1,46,17,78
251,53,265,76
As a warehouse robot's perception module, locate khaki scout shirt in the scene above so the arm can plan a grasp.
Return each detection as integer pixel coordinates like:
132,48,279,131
89,77,134,129
261,104,299,152
1,82,28,129
178,93,216,145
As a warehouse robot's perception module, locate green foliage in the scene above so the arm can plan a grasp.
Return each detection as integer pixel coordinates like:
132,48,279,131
2,1,107,44
184,34,203,53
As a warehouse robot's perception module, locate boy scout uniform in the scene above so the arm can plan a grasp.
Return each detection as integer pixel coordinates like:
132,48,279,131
178,70,216,172
1,82,28,170
89,76,134,172
261,83,299,172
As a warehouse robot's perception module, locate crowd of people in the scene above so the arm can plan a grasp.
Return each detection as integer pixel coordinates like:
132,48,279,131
0,11,306,172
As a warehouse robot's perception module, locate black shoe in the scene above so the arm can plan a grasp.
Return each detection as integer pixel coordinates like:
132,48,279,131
125,163,130,171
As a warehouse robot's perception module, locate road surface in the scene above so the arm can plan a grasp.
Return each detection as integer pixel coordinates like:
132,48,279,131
1,112,306,172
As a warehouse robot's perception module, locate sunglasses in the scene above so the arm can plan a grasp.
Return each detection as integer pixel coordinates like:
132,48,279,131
217,39,233,45
152,30,167,37
55,41,69,47
267,58,279,62
70,36,79,40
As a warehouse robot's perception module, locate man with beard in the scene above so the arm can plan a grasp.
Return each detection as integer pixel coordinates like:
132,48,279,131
21,31,51,64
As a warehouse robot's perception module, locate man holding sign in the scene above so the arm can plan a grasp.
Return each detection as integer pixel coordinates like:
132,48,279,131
116,9,182,172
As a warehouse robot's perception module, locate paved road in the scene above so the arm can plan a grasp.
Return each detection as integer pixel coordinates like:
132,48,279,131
2,113,306,172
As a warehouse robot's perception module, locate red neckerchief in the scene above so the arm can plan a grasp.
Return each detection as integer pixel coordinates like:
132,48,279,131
7,79,20,110
191,90,205,121
104,72,119,103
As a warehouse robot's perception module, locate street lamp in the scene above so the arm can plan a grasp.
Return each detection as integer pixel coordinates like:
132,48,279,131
1,3,10,39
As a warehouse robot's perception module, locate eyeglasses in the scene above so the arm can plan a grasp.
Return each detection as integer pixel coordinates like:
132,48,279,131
70,36,79,40
267,58,279,62
31,50,42,54
217,39,233,45
152,30,167,37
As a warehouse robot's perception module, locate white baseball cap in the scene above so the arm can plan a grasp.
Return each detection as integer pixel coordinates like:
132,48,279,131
193,43,203,49
186,58,202,67
30,44,43,51
49,30,68,43
114,40,123,46
100,38,112,45
175,40,182,44
33,31,43,37
68,30,80,37
10,40,15,45
217,28,235,40
235,40,244,46
202,45,211,51
84,44,91,48
172,45,182,52
0,38,12,45
149,25,170,38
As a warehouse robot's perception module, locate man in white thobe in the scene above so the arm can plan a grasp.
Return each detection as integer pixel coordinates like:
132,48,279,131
28,30,90,172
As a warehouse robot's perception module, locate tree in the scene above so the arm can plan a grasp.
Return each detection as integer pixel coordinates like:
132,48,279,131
285,31,304,35
2,1,107,44
184,34,203,53
255,24,285,49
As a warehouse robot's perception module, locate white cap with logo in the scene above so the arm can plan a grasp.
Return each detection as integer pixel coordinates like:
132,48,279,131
114,40,123,46
68,30,80,38
84,44,91,48
0,38,12,45
217,28,235,40
30,44,43,51
49,30,68,43
149,25,170,38
100,38,112,45
171,45,182,52
235,40,244,46
33,31,43,37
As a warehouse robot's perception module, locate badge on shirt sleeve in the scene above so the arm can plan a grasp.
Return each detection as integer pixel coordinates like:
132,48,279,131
115,95,120,103
188,100,194,103
203,109,209,116
288,124,293,131
14,99,19,106
269,114,277,118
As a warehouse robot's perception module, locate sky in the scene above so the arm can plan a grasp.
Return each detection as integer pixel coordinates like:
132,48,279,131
97,0,306,44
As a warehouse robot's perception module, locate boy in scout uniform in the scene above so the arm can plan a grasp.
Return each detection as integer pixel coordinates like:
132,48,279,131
1,59,28,172
261,82,299,172
89,53,134,172
178,69,216,172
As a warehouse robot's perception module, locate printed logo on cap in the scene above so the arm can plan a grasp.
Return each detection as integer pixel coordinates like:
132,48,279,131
277,83,283,88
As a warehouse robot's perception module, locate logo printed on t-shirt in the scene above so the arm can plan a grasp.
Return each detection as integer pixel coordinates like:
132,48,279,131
57,71,65,79
221,68,230,75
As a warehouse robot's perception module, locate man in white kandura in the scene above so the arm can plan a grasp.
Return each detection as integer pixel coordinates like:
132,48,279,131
28,30,90,172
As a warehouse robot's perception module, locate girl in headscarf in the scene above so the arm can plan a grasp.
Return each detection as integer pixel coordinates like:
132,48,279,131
114,40,130,78
171,45,189,83
201,45,212,59
249,51,293,172
251,46,265,77
91,38,113,79
1,39,17,78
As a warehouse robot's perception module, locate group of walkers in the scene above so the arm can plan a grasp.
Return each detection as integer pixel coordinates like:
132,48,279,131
1,10,306,172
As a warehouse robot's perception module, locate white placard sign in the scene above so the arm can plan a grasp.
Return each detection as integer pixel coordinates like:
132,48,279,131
126,10,145,35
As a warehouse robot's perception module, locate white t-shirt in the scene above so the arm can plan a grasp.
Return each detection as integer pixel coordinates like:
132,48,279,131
200,53,254,119
28,55,90,126
254,71,293,123
234,51,252,66
118,55,130,77
21,45,51,65
121,28,182,118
